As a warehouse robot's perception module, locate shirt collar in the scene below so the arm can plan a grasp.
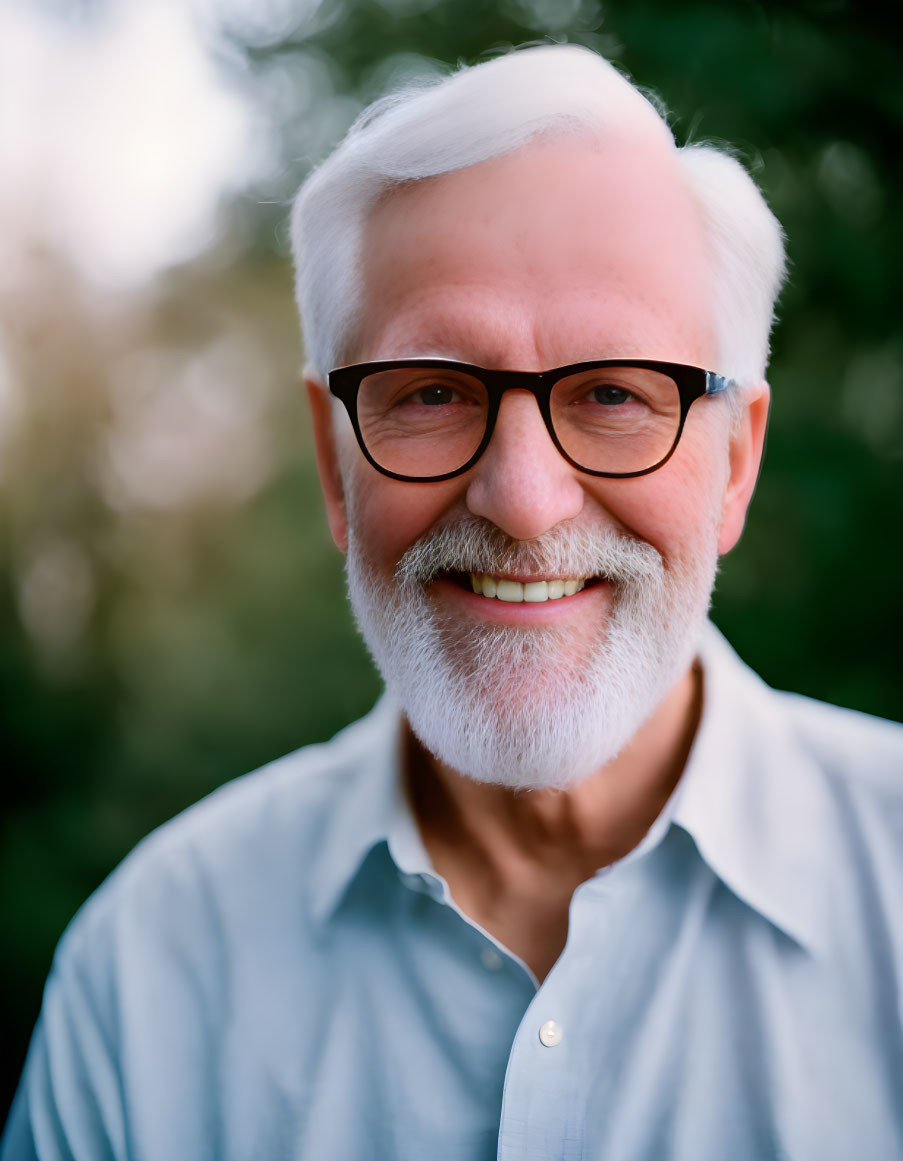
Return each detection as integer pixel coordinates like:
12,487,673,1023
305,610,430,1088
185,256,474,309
310,693,433,924
312,621,832,952
673,621,831,953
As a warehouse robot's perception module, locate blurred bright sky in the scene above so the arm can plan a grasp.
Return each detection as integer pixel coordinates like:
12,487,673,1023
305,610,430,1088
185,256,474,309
0,0,278,287
0,0,319,527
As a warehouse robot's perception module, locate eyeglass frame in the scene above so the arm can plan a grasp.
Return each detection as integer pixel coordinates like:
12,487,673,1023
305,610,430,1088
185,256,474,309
328,356,735,483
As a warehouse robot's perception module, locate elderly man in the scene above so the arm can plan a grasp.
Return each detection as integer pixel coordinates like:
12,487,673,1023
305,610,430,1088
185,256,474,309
4,44,903,1161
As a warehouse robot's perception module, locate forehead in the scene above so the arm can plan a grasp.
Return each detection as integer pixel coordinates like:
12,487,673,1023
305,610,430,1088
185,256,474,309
355,135,716,369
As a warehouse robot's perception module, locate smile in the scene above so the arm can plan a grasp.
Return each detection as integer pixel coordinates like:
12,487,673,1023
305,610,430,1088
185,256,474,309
469,574,587,603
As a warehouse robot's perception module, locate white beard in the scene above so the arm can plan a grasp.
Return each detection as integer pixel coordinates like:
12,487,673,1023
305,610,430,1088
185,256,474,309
345,513,719,791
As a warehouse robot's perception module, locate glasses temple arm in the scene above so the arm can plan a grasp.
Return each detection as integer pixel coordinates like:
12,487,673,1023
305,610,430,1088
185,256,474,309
705,372,736,395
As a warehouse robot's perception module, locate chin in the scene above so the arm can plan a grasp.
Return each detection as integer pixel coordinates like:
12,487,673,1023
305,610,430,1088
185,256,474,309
345,521,717,793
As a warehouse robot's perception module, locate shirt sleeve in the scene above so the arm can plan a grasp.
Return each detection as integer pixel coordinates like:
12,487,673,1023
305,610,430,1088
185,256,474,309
1,938,126,1161
1,1082,41,1161
2,826,231,1161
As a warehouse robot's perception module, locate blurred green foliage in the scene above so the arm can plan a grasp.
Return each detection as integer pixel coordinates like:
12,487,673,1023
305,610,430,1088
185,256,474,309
1,0,901,1117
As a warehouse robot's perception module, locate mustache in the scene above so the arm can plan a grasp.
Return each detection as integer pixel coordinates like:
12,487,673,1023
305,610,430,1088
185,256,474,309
393,516,663,587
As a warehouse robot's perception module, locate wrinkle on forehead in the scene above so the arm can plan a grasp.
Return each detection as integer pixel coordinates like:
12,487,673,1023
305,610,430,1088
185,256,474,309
355,134,716,369
365,285,704,365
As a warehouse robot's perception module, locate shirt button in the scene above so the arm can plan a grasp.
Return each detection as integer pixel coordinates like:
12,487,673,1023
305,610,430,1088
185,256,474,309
480,947,504,971
539,1020,563,1047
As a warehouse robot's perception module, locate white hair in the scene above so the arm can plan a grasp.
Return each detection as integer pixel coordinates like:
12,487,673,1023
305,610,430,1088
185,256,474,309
291,44,786,389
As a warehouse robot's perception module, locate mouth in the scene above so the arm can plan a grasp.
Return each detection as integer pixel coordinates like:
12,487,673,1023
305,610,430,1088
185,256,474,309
440,571,602,604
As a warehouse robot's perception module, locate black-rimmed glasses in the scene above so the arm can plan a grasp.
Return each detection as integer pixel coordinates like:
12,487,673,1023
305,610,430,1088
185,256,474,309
328,358,734,483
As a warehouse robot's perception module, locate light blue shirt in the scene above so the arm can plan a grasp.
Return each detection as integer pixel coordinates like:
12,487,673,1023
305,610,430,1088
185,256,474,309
4,625,903,1161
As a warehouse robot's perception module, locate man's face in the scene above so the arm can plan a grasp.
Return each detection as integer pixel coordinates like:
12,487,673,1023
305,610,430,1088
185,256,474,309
310,135,768,788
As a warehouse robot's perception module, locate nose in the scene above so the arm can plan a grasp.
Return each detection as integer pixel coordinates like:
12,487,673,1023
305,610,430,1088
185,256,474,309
465,390,585,540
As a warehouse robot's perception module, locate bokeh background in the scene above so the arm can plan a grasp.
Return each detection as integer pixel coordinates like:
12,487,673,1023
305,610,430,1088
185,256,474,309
1,0,900,1118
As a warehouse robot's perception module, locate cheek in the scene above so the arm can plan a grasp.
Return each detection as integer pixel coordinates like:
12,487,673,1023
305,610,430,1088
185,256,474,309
592,428,730,558
347,466,465,573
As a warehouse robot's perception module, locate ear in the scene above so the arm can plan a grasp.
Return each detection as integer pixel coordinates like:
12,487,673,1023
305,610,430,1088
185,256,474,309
305,374,349,554
718,380,771,555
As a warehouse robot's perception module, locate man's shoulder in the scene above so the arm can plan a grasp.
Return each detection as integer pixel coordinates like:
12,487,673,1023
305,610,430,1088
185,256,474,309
58,698,395,968
773,691,903,962
11,708,398,1161
697,629,903,963
729,634,903,843
706,625,902,805
701,626,903,909
774,686,903,793
776,690,903,883
758,680,903,915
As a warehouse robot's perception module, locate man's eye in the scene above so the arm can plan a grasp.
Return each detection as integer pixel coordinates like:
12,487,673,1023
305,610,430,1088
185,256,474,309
410,384,458,406
590,384,633,406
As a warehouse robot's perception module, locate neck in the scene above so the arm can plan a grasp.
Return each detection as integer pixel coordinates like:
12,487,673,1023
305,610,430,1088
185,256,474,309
405,661,703,979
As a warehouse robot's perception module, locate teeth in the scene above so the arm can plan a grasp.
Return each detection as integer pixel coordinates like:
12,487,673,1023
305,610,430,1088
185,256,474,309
469,575,586,602
495,579,523,603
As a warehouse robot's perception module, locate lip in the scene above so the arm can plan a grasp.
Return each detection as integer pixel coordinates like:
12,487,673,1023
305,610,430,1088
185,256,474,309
430,575,611,624
470,573,582,585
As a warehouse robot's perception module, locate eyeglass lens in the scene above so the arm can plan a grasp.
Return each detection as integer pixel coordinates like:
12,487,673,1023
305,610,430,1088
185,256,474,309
355,364,682,477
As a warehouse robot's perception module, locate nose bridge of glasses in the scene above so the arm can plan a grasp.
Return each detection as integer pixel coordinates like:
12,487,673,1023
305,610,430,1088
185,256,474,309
487,368,549,401
467,374,586,535
486,378,559,460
